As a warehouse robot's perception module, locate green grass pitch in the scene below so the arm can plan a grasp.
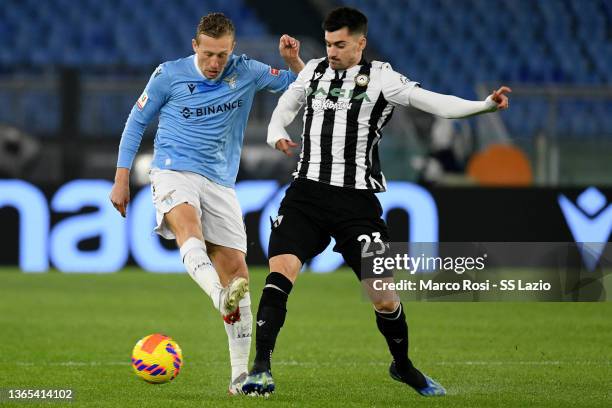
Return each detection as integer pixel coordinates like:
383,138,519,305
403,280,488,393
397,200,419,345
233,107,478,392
1,268,610,407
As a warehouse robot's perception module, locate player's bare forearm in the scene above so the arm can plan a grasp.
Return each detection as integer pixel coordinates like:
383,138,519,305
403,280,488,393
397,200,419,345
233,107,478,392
114,167,130,183
110,167,131,217
285,57,305,74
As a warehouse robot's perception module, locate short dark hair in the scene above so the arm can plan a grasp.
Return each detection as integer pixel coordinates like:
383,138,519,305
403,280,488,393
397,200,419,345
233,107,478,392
196,13,235,40
322,7,367,35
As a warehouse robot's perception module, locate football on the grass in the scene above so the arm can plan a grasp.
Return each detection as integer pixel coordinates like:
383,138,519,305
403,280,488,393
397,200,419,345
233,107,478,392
131,334,183,384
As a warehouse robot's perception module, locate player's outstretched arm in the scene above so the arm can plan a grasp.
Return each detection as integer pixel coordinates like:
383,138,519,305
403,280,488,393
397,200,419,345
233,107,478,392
408,85,511,119
380,63,510,118
278,34,304,73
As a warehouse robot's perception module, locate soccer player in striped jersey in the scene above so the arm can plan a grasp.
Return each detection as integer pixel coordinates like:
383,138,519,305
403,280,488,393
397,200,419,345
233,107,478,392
109,13,304,394
243,7,510,397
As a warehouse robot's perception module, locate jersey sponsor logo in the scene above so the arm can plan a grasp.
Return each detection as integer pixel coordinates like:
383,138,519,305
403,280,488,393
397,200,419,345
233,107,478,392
181,99,244,118
311,98,352,113
399,75,410,85
269,67,280,76
223,74,238,89
153,66,163,78
136,91,149,110
187,83,196,94
305,87,371,102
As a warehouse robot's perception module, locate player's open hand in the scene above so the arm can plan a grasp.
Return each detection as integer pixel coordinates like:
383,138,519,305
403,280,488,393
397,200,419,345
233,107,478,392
110,181,130,217
489,86,512,110
279,34,300,61
275,138,299,157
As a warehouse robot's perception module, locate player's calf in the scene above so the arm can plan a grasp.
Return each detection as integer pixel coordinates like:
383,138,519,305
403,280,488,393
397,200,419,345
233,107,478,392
180,237,225,311
251,272,293,373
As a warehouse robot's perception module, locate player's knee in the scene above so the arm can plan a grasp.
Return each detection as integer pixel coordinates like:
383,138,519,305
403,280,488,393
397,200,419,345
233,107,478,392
207,245,248,280
373,300,399,313
269,254,301,283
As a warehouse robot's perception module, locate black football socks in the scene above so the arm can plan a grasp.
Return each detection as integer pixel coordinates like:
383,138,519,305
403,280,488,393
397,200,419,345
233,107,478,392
375,303,427,389
252,272,293,373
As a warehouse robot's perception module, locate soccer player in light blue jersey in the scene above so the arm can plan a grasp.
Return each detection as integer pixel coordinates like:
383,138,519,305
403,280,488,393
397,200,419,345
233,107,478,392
109,13,304,394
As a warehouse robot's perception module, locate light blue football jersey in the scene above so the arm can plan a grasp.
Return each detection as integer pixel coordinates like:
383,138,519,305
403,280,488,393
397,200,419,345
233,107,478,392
117,54,297,187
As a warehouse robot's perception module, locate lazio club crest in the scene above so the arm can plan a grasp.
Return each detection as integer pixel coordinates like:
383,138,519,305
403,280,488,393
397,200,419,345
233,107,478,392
224,74,238,89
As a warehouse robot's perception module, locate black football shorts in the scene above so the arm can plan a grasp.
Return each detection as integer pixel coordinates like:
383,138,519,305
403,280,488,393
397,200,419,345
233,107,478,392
268,178,390,279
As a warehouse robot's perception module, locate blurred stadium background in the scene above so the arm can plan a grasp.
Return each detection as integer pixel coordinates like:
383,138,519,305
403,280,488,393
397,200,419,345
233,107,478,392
0,0,611,272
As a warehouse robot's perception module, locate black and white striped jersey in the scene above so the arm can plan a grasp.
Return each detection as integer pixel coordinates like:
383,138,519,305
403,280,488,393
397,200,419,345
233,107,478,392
268,57,420,192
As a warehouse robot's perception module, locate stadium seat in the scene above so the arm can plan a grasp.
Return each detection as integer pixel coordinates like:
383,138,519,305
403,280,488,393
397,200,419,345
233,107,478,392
0,0,609,137
339,0,611,138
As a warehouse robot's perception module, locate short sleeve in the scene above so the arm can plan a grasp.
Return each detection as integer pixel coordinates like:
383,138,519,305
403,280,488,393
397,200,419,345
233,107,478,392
245,57,298,93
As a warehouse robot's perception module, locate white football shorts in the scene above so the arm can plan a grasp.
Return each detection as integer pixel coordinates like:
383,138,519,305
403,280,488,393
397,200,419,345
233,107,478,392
149,168,247,254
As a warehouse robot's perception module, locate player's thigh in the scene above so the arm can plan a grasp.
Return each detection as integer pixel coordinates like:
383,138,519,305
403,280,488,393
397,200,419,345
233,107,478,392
206,242,248,285
198,177,247,255
164,204,204,245
150,169,203,245
334,222,398,309
333,217,390,280
269,204,331,270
